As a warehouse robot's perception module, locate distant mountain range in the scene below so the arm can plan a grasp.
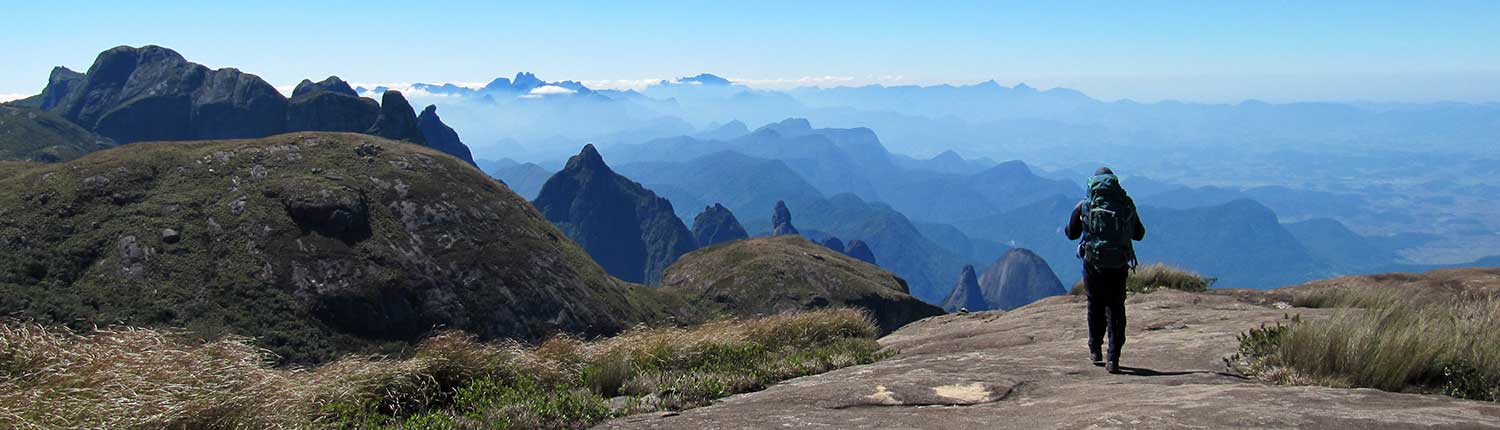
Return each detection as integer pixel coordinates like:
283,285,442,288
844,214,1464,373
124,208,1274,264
5,45,478,166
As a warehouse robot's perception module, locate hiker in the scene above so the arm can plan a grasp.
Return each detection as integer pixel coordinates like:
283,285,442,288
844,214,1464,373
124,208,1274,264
1065,167,1145,374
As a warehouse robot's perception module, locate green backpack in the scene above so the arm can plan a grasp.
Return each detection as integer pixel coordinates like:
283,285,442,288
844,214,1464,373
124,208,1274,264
1081,174,1138,269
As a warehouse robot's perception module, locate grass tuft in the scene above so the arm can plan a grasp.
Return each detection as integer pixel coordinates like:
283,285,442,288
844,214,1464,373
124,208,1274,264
0,308,884,429
1070,263,1215,295
1231,286,1500,402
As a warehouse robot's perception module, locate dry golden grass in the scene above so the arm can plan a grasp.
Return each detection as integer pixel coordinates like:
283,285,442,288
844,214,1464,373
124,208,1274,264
1235,277,1500,402
0,308,883,429
1070,263,1214,295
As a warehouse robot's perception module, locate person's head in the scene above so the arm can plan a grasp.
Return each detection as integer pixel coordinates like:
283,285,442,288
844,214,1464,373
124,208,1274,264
1095,167,1114,176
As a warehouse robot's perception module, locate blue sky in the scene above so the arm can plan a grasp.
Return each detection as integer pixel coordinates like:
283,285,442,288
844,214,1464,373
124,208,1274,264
4,0,1498,103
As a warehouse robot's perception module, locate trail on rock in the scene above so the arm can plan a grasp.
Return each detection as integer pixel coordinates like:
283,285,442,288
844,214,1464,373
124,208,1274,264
602,289,1500,429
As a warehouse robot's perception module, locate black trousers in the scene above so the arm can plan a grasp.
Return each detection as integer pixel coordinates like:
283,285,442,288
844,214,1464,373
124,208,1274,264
1084,264,1129,361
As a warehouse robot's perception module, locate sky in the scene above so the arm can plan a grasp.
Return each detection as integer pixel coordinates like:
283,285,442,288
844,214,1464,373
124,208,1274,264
3,0,1498,103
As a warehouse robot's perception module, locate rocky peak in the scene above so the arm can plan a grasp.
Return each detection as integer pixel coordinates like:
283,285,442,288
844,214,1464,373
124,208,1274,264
821,236,845,253
772,200,799,236
534,144,698,285
692,203,749,247
365,90,425,144
680,73,733,86
292,76,358,98
36,66,84,110
415,104,477,166
941,264,985,312
957,248,1065,311
512,72,544,91
846,240,877,265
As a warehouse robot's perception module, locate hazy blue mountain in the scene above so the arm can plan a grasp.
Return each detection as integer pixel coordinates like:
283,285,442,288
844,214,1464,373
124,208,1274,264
891,150,998,175
1284,218,1400,272
695,120,750,140
532,145,698,285
942,249,1065,312
478,158,553,200
614,151,826,221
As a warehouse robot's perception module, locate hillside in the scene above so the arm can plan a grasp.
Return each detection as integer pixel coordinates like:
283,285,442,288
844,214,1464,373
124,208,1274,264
605,268,1500,429
0,105,115,162
0,132,683,363
660,235,943,333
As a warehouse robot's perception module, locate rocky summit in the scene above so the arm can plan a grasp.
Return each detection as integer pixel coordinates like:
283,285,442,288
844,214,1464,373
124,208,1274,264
605,270,1500,429
947,248,1066,311
771,200,800,236
0,132,683,363
365,91,426,145
532,144,698,285
659,235,943,334
7,46,477,169
416,105,478,166
38,45,288,144
285,76,380,133
691,203,748,247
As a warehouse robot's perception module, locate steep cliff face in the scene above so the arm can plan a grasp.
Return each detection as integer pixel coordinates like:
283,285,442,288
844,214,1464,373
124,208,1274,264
0,133,683,363
533,144,698,285
415,105,478,166
846,239,878,265
41,45,288,144
365,91,426,145
285,76,380,134
771,200,800,236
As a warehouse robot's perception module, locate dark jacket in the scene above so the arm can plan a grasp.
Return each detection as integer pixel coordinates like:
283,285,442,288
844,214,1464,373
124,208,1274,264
1065,200,1146,242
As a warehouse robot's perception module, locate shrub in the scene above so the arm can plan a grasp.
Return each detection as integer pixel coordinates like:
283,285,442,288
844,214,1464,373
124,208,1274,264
1232,287,1500,402
1070,263,1215,295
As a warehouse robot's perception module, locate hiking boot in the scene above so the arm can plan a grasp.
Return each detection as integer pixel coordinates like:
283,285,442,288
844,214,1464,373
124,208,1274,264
1106,360,1121,374
1090,350,1104,365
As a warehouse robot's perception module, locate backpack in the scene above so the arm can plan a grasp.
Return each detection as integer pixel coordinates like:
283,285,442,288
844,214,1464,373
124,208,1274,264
1080,174,1138,269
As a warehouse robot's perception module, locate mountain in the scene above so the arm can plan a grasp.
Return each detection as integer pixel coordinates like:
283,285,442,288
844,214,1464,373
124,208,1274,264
1284,217,1399,272
660,235,943,333
532,144,698,285
820,236,846,253
0,132,683,364
37,45,287,144
939,265,983,312
415,105,477,166
13,46,479,167
695,120,750,140
772,200,800,235
846,239,877,265
614,151,823,222
942,249,1065,311
956,195,1330,290
477,158,553,200
285,76,380,133
0,105,115,162
692,203,748,247
365,91,426,144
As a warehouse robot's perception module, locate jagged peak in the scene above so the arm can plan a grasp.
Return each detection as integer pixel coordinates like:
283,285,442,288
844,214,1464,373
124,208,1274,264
566,143,612,174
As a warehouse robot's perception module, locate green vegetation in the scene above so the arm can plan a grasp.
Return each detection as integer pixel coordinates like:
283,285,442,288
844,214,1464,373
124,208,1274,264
1230,278,1500,402
660,235,943,333
1069,263,1215,295
0,105,115,162
0,308,883,429
0,132,686,364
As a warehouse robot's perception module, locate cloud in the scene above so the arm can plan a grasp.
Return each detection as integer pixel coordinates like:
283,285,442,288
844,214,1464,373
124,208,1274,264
527,85,576,96
0,93,30,103
578,79,663,91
